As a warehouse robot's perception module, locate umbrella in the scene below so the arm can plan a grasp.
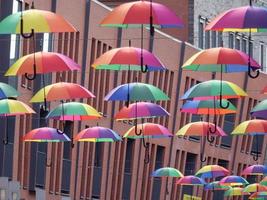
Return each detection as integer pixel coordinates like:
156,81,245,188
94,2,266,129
74,126,121,142
105,82,169,102
47,102,102,121
92,46,165,71
0,99,35,145
23,127,70,142
195,165,229,179
5,52,80,80
249,192,267,199
176,175,206,185
115,102,169,120
152,167,184,178
219,175,249,186
205,1,267,78
224,187,250,197
231,119,267,161
176,121,226,162
30,82,95,103
251,99,267,119
0,82,19,99
261,86,267,94
242,165,267,176
124,123,172,163
244,184,267,193
260,177,267,186
204,181,231,191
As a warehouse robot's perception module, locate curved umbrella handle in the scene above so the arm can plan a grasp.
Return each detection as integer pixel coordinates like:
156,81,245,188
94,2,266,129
25,63,37,80
248,67,260,79
140,56,148,73
253,153,259,161
207,134,215,143
135,121,142,136
20,18,34,39
200,153,207,162
219,95,229,109
71,138,75,148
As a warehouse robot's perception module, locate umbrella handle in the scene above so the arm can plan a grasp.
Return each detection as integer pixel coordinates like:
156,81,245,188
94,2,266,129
209,122,217,134
25,63,37,80
140,56,148,73
56,129,64,135
219,95,229,109
200,153,207,162
3,117,8,145
248,66,260,79
20,18,34,39
149,0,154,37
253,153,259,161
207,134,215,143
71,139,75,148
135,123,142,136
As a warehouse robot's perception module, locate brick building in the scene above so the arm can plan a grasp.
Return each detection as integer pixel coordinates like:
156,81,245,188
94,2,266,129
0,0,266,199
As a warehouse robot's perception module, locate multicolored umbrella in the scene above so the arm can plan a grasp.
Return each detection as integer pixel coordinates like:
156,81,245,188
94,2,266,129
224,187,250,197
0,82,19,99
249,192,267,199
260,177,267,186
46,102,102,121
251,100,267,119
204,181,231,191
181,99,237,115
105,82,169,101
92,47,165,71
0,99,35,116
115,102,169,120
0,9,77,34
243,183,267,193
242,165,267,176
182,47,260,72
219,175,249,186
23,127,71,142
30,82,95,103
74,126,121,142
176,175,206,185
152,167,184,178
195,165,229,179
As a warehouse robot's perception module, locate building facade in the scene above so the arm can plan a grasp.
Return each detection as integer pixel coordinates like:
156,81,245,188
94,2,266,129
0,0,266,199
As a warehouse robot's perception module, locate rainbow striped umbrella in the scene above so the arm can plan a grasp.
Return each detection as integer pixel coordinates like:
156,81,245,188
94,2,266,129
23,127,70,142
242,165,267,176
92,47,165,71
176,176,206,186
181,100,237,115
30,82,95,102
219,175,249,186
152,167,184,178
244,183,267,193
204,181,231,191
46,102,102,121
176,121,226,137
251,100,267,119
0,82,19,99
105,82,169,101
115,102,169,120
260,177,267,186
74,126,121,142
5,52,80,76
181,80,247,101
0,9,76,34
249,192,267,199
195,165,229,179
123,123,172,139
224,187,250,197
232,120,267,136
0,99,35,116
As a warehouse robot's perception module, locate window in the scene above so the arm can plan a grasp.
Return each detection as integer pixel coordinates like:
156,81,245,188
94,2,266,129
235,34,241,50
228,33,234,48
217,32,223,47
211,31,217,47
205,29,210,49
260,42,265,72
242,37,248,53
249,40,254,58
198,17,205,49
92,143,103,197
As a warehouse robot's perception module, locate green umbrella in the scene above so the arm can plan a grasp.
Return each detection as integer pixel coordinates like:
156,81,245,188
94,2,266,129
224,187,250,197
152,167,184,177
0,82,19,99
251,99,267,119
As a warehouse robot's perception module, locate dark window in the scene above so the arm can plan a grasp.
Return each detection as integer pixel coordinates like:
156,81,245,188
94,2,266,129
205,30,210,49
189,115,201,141
217,32,223,47
235,35,241,50
211,31,217,47
251,135,264,156
198,17,204,49
228,33,234,48
242,37,247,53
92,143,103,197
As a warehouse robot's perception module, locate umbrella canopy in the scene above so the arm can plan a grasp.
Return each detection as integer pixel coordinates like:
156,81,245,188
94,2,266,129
195,165,229,179
251,100,267,119
92,47,165,71
104,82,169,101
30,82,95,102
176,175,206,186
0,9,76,34
74,126,121,142
181,100,237,115
47,102,102,121
242,165,267,176
224,187,250,197
249,192,267,199
231,119,267,136
205,6,267,32
23,127,71,142
123,123,172,139
100,1,183,28
181,80,247,100
176,121,226,136
152,167,184,178
115,102,169,120
182,47,260,72
0,82,19,99
5,52,80,76
0,99,35,116
260,177,267,186
219,175,249,186
204,181,231,191
244,183,267,193
261,86,267,94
